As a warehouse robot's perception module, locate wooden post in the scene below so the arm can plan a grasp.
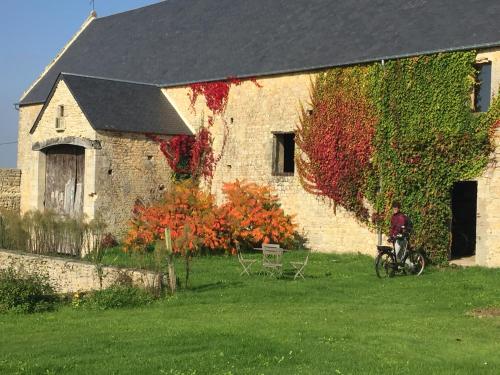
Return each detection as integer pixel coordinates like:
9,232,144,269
165,228,176,294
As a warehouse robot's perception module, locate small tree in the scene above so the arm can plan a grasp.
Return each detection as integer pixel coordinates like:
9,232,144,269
154,228,176,294
85,216,107,289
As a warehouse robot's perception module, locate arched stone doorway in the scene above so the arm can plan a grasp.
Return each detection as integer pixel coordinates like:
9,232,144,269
43,145,85,216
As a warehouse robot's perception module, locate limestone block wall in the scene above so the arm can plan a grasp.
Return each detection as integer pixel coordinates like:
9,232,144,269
165,73,378,254
94,131,172,238
17,79,174,238
0,169,21,212
18,79,97,216
476,48,500,267
0,249,160,293
17,103,43,213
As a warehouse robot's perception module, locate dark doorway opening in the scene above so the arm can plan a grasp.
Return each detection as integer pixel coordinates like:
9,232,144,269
451,181,477,259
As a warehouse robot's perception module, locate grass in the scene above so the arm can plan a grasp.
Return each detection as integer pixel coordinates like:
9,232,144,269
1,251,499,374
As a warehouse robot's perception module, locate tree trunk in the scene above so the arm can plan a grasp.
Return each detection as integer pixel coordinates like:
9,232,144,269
167,253,176,294
185,251,191,289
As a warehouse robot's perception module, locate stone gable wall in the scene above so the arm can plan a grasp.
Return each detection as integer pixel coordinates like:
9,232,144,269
0,249,160,293
18,80,97,216
0,169,21,212
17,80,174,239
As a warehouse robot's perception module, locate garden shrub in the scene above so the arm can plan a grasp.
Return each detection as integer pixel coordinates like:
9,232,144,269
0,210,107,257
74,285,155,310
0,209,28,250
101,233,118,249
0,268,58,314
219,180,297,251
125,179,222,255
125,179,298,254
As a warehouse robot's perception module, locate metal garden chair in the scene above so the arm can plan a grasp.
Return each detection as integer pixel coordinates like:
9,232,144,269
236,243,257,276
290,253,309,280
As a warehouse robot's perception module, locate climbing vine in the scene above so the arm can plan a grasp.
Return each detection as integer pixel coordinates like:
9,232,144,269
147,128,215,181
150,78,262,182
296,51,500,262
296,67,377,220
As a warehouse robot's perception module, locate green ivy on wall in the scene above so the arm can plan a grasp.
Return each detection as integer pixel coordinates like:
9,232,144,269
297,51,500,262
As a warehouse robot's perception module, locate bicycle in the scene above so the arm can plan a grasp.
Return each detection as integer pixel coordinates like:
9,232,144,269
375,231,425,278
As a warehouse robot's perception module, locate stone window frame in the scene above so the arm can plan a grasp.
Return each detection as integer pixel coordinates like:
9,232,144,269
473,60,492,113
272,131,295,177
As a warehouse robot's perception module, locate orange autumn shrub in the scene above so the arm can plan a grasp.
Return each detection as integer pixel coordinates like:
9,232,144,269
125,180,225,255
219,180,297,252
125,180,298,255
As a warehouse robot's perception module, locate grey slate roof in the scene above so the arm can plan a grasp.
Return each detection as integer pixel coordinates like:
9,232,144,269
20,0,500,105
31,74,192,135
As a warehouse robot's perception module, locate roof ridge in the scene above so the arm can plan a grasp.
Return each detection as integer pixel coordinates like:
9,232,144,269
60,72,161,87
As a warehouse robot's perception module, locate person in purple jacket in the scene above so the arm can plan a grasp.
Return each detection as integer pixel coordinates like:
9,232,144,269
388,201,409,261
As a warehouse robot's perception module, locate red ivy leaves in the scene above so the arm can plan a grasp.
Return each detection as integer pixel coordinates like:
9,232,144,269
296,69,377,221
147,129,215,181
188,77,262,115
189,78,240,115
149,78,262,182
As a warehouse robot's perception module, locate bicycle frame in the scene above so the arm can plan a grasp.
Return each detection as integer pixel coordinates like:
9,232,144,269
376,234,425,278
377,237,411,269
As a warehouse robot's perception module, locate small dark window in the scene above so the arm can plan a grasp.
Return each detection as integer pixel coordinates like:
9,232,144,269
273,133,295,175
58,105,65,117
474,63,492,112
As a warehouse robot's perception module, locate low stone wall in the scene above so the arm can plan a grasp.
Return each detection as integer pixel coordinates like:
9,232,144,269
0,169,21,213
0,249,160,293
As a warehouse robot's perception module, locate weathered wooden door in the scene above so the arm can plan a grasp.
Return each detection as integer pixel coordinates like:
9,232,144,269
44,145,85,216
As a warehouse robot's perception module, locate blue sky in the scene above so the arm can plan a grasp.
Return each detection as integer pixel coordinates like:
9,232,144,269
0,0,161,168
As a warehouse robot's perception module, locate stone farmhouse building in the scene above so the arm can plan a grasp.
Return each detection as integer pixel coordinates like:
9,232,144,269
10,0,500,265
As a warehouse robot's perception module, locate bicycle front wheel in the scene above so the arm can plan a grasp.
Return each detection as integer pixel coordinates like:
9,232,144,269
375,252,395,278
409,252,425,276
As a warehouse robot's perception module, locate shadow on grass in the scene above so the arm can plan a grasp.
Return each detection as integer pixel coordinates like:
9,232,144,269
188,280,245,292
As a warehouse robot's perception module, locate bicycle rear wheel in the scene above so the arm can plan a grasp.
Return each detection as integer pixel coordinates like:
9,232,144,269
409,251,425,276
375,252,395,278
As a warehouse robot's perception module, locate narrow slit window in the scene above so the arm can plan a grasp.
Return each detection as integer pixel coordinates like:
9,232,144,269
273,133,295,175
474,63,492,112
55,105,66,131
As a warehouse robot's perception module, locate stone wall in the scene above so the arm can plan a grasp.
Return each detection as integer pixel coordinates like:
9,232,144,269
17,79,173,239
94,130,172,237
0,249,160,293
475,49,500,267
0,169,21,212
164,73,378,255
17,103,43,213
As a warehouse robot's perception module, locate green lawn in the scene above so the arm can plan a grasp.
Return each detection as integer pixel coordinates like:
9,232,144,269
1,252,499,374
